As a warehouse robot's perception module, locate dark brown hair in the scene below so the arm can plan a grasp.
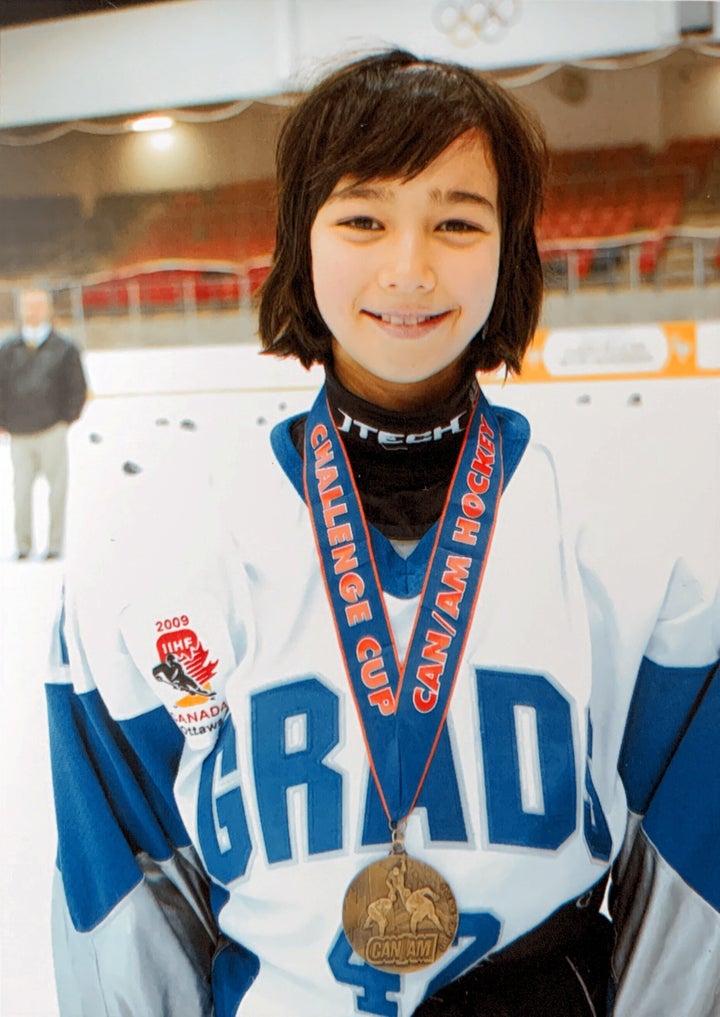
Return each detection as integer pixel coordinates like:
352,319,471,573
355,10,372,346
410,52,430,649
259,49,547,374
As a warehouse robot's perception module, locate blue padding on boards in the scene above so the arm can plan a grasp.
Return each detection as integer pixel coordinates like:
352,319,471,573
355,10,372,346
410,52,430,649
618,657,712,814
643,665,719,913
45,683,187,931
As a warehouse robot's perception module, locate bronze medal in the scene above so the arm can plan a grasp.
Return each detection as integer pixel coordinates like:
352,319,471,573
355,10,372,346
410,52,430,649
342,852,459,973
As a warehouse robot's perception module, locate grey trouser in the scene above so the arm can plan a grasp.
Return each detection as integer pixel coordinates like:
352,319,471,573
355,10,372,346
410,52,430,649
10,422,69,555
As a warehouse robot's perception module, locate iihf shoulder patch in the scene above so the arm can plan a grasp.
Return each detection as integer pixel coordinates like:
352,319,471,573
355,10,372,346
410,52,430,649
153,626,218,699
120,593,237,750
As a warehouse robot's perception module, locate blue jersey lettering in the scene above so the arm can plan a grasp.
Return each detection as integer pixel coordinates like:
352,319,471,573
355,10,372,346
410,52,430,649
198,669,590,888
328,930,400,1016
476,668,576,849
252,677,343,863
423,911,502,1000
197,717,253,883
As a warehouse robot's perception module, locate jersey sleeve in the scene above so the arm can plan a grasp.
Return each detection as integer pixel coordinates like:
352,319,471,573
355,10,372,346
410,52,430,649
611,568,720,1017
47,599,218,1017
45,438,258,1017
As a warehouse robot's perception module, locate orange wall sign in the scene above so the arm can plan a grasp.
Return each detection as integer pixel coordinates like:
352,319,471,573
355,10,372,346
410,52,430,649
482,321,720,384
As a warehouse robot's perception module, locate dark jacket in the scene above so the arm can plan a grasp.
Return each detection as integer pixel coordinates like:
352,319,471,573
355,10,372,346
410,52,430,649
0,330,87,435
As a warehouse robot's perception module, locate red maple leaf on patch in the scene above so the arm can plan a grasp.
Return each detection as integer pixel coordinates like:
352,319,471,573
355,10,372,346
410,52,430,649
183,642,218,685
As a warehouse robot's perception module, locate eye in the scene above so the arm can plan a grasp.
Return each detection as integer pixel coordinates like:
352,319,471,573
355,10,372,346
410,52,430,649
437,219,484,234
338,216,383,232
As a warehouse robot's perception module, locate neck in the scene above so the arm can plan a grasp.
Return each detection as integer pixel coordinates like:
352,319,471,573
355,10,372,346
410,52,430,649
331,346,472,413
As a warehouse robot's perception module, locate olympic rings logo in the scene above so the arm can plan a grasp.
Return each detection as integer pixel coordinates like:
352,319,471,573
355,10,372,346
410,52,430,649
433,0,521,46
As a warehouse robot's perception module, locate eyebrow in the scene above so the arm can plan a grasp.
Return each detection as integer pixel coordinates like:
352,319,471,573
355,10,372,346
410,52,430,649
327,183,496,214
326,183,392,203
435,188,496,213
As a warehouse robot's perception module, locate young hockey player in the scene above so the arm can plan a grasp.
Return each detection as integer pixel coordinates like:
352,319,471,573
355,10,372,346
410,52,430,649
47,50,719,1017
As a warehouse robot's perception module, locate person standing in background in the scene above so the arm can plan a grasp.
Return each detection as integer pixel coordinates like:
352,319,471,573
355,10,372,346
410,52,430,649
0,286,87,560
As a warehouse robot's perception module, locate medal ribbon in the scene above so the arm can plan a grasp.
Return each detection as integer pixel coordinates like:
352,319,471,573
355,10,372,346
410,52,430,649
304,385,504,824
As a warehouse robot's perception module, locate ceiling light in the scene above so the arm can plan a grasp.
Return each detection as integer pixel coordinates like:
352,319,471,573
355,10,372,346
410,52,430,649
129,114,175,133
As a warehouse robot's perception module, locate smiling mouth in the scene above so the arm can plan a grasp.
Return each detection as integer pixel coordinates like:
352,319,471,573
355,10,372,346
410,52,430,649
365,310,450,326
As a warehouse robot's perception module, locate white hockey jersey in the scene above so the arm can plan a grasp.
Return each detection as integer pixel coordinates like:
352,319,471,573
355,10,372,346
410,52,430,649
46,388,719,1017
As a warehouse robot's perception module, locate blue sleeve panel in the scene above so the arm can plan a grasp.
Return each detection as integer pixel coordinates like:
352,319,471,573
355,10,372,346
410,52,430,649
643,664,720,913
46,682,190,932
208,884,260,1017
212,940,261,1017
618,656,715,815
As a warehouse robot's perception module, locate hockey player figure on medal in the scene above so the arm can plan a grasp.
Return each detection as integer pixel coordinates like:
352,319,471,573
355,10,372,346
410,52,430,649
342,822,458,973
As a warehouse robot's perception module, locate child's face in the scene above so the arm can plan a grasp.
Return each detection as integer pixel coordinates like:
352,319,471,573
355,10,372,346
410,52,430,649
310,130,500,405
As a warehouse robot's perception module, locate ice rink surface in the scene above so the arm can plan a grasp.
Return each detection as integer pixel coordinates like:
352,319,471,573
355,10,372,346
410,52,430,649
1,344,718,1017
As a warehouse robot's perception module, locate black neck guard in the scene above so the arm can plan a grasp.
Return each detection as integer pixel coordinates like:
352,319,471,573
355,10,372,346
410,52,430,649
292,367,479,541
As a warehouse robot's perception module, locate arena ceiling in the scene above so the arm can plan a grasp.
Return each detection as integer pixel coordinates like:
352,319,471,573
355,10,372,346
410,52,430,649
0,0,172,28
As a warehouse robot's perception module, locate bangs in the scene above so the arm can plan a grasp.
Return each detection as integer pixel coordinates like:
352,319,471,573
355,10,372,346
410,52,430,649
277,52,542,236
308,64,487,189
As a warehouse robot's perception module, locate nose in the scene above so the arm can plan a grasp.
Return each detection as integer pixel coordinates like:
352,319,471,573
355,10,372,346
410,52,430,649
377,230,436,293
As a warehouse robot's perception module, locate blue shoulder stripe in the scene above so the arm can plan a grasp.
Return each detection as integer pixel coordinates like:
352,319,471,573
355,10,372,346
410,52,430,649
619,657,715,815
642,664,719,913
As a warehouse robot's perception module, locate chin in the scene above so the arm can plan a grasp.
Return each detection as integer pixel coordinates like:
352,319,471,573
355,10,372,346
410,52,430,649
381,361,459,386
374,370,437,387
